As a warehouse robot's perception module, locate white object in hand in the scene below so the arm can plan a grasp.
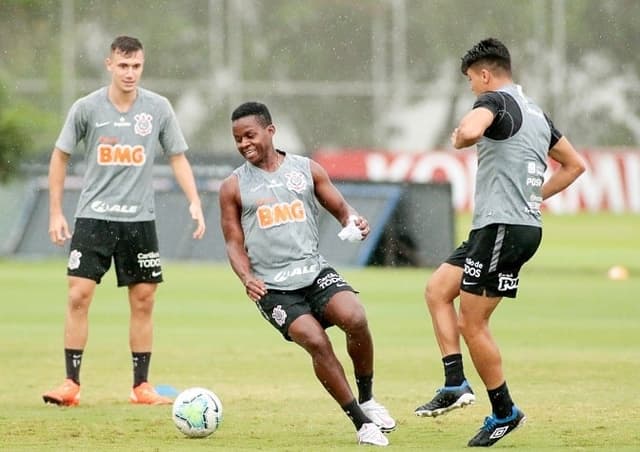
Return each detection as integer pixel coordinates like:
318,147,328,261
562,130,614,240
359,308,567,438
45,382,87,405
338,215,364,242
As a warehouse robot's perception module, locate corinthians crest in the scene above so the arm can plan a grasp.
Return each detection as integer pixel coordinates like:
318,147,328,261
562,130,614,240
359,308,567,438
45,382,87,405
285,171,307,193
134,112,153,136
272,305,287,326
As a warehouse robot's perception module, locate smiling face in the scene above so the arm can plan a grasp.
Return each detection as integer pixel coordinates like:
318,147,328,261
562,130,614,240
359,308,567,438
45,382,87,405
232,115,276,166
106,49,144,94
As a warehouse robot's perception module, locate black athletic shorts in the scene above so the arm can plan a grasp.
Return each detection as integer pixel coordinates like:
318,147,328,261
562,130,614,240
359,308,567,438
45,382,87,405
255,267,356,341
67,218,163,287
447,223,542,298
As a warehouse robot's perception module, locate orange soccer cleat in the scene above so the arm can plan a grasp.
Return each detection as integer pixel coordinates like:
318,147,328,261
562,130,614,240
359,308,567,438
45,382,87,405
42,379,81,406
129,382,173,405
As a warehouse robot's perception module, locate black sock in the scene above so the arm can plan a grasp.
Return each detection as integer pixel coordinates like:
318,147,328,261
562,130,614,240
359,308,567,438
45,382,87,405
342,399,371,430
355,374,373,404
442,353,465,387
132,352,151,387
488,381,514,419
64,348,83,385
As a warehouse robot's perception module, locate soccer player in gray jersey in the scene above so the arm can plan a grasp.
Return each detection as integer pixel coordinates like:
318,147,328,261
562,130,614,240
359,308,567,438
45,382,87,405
43,36,205,407
219,102,395,447
414,38,585,447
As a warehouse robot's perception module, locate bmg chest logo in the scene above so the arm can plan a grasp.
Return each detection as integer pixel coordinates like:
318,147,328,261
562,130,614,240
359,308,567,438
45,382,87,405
257,199,307,229
97,144,146,166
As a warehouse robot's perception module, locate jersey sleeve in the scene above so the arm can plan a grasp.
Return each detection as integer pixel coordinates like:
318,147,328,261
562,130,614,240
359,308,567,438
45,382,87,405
159,98,188,155
544,113,563,149
54,100,87,154
474,91,523,141
473,92,502,116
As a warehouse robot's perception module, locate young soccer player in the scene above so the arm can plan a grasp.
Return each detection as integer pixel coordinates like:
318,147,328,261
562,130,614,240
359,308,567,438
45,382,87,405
43,35,205,406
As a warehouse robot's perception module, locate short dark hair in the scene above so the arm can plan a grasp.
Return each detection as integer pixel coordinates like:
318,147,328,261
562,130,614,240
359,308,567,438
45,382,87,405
111,36,143,55
460,38,511,75
231,101,272,127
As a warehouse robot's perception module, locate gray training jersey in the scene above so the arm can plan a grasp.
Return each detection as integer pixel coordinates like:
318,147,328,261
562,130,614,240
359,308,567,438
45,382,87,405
472,83,550,230
235,152,329,290
55,86,188,221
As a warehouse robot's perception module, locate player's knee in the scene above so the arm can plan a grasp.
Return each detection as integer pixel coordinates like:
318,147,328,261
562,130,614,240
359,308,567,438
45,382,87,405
458,315,484,340
425,280,445,308
67,288,91,311
129,284,156,311
342,308,368,333
293,330,330,356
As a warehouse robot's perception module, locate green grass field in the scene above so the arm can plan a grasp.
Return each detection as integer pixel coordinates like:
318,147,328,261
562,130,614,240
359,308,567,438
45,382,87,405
1,213,639,451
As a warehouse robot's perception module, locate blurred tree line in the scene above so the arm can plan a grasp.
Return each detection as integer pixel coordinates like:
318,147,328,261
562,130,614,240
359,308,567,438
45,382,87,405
1,0,639,178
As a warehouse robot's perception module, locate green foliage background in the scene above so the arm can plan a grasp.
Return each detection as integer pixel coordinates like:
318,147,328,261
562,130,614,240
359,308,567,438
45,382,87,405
1,0,639,165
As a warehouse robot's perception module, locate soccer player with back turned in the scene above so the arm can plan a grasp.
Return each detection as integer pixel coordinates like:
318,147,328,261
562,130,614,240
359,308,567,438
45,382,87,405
43,36,205,406
414,38,585,447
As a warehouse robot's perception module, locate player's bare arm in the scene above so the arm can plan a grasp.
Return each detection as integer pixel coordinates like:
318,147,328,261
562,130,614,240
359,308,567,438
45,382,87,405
310,160,370,239
218,174,266,302
451,107,494,149
47,148,72,246
542,137,586,200
169,153,205,239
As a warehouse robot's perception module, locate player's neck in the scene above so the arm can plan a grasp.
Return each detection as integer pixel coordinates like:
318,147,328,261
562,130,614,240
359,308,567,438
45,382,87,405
108,85,138,113
489,77,513,91
261,150,283,172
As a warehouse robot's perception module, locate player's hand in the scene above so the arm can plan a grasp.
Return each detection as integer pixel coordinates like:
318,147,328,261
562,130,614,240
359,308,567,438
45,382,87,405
48,214,71,246
243,276,267,302
189,202,206,239
450,127,460,147
353,215,370,239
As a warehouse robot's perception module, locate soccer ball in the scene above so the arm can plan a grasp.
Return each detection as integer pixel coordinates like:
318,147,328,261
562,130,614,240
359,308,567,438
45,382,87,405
172,387,223,438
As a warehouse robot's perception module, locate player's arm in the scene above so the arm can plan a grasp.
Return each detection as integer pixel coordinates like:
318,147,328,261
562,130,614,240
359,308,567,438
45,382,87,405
218,175,266,302
48,148,72,246
542,137,586,200
310,160,370,238
451,107,495,149
169,153,205,239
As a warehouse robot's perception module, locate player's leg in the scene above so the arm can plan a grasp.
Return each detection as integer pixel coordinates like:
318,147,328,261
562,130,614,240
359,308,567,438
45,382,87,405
461,224,540,446
426,262,463,361
415,246,475,417
309,268,395,435
128,281,157,377
289,314,355,405
458,291,503,390
325,290,397,434
42,276,97,406
126,281,170,404
323,290,372,385
287,314,388,446
460,291,525,447
43,219,112,406
64,276,97,351
114,221,169,404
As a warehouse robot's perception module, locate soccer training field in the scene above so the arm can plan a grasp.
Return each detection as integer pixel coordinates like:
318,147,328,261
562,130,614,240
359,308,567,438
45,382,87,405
1,213,638,451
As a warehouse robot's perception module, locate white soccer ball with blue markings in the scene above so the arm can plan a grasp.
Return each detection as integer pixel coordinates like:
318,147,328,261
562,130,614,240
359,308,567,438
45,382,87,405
172,387,223,438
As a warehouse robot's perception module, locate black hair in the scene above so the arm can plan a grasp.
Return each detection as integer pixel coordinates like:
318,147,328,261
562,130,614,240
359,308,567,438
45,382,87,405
110,36,143,55
231,101,273,127
460,38,511,75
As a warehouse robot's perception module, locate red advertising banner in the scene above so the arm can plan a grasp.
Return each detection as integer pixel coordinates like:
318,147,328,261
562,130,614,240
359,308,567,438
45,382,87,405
313,148,640,213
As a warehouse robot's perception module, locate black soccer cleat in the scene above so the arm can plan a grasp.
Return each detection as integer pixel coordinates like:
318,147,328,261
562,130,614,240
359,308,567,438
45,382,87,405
467,406,526,447
414,380,475,417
